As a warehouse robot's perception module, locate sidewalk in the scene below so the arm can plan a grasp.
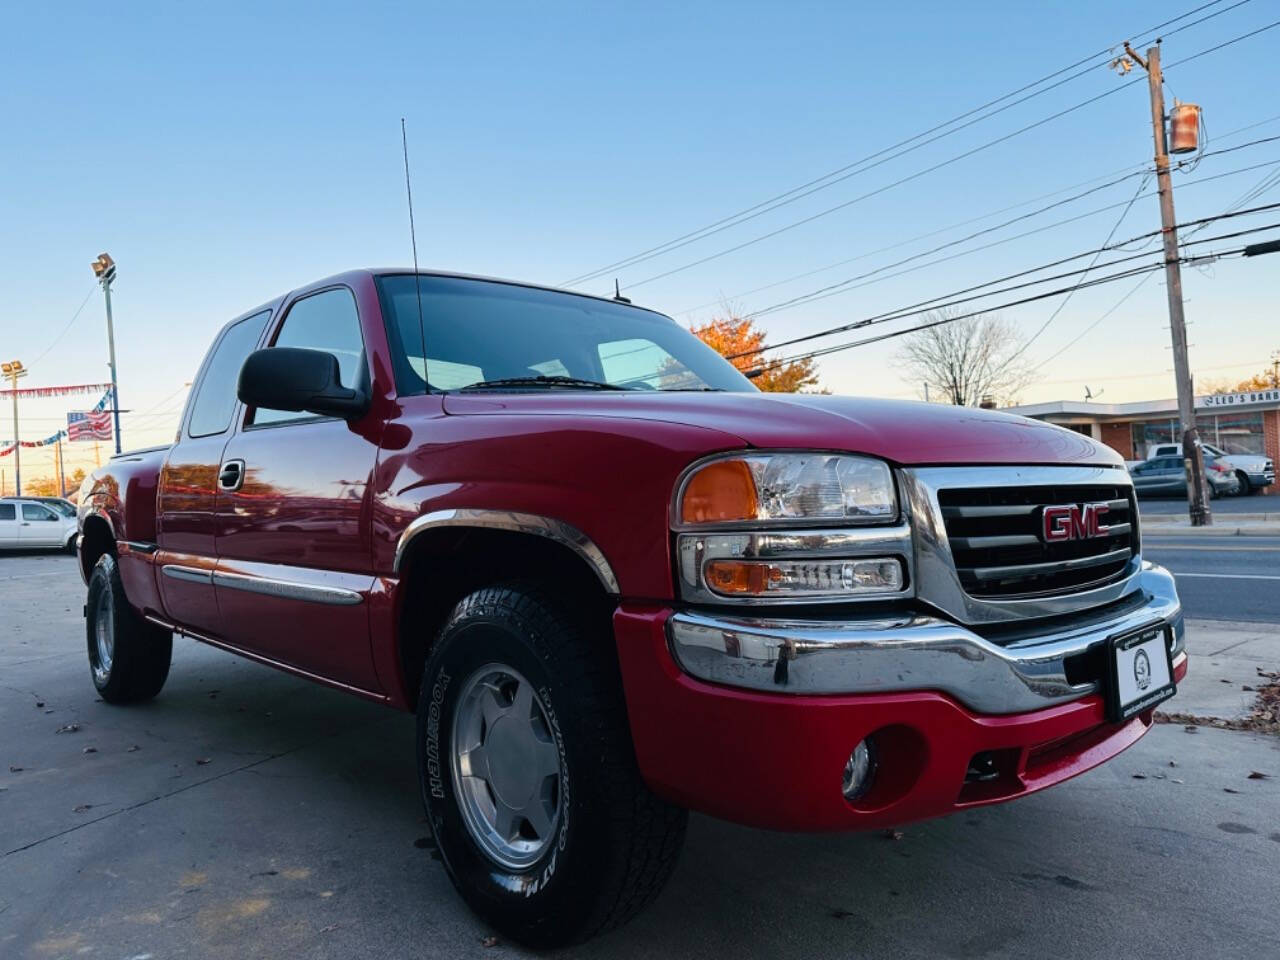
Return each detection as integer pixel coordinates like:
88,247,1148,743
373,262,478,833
1162,618,1280,726
1141,512,1280,536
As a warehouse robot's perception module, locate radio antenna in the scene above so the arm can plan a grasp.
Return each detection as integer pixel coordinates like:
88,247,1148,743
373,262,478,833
401,118,428,388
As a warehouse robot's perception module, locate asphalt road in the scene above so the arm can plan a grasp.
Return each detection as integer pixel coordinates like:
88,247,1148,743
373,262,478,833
2,553,1278,960
1144,535,1280,623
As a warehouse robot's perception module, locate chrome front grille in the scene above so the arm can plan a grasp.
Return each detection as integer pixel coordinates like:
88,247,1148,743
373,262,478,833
937,483,1138,598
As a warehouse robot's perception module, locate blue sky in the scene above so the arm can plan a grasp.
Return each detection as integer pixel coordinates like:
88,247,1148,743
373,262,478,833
3,1,1278,480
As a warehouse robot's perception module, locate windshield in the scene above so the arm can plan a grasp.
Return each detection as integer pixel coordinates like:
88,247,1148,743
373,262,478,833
44,499,75,517
375,274,755,394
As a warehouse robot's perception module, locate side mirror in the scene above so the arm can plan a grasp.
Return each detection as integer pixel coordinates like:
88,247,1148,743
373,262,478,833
237,347,369,420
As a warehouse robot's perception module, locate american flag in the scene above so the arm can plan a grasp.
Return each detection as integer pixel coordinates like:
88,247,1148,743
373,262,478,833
67,409,112,442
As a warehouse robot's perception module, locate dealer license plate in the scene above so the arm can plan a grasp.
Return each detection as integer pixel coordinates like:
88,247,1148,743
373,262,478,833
1107,623,1176,722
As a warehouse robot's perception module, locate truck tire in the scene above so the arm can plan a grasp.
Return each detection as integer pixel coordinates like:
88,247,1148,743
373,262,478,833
416,584,686,948
85,554,173,704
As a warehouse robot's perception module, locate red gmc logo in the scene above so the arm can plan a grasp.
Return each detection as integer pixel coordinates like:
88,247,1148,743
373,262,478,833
1041,503,1111,542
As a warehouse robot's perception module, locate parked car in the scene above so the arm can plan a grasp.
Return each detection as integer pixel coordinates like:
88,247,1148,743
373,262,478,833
1146,442,1274,494
76,269,1186,947
0,497,78,552
1129,454,1240,498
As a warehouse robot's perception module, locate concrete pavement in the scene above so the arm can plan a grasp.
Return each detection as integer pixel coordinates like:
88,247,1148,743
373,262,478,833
2,553,1278,960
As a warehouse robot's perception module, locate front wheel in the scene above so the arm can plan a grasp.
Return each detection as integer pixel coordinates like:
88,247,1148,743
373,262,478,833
86,554,173,703
416,585,686,948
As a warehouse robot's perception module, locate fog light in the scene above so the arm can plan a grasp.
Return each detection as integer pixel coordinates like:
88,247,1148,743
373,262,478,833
842,739,876,802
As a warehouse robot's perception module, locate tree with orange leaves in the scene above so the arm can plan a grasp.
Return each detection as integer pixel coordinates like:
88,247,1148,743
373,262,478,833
689,310,820,393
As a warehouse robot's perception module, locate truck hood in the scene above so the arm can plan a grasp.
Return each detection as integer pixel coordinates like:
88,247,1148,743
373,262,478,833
442,392,1121,467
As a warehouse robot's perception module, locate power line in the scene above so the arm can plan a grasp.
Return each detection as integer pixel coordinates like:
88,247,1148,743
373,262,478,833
29,285,97,367
1002,171,1153,366
620,18,1280,294
561,1,1263,289
738,211,1280,371
727,175,1280,354
676,119,1280,318
751,233,1275,378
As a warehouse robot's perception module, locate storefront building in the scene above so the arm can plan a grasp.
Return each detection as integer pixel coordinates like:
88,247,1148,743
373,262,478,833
1005,388,1280,494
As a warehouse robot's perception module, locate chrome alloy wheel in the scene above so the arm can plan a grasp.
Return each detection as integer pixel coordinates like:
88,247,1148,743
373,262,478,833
451,664,563,870
93,586,115,684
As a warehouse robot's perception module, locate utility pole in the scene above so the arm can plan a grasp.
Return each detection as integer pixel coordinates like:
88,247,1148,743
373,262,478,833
1271,349,1279,388
2,360,27,496
92,253,123,454
56,432,66,496
1125,41,1211,526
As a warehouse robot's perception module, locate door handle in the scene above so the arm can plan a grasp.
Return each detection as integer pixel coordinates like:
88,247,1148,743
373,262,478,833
218,459,246,492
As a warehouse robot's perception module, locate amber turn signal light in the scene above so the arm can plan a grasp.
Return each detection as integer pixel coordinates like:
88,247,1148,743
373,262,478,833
680,459,758,524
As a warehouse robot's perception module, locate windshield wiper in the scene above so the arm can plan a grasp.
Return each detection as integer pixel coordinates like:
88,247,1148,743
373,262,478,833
458,375,632,392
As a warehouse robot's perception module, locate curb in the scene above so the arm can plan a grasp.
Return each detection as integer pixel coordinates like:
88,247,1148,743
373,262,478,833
1142,524,1280,537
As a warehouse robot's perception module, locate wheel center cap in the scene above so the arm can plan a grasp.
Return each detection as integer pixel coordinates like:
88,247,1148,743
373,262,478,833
485,716,539,807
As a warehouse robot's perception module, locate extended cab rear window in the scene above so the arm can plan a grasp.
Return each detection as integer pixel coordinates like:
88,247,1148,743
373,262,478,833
374,274,753,395
187,311,271,437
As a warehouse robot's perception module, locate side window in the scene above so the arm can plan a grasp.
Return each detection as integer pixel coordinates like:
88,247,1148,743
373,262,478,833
22,503,57,521
0,503,15,521
187,311,272,438
252,288,364,426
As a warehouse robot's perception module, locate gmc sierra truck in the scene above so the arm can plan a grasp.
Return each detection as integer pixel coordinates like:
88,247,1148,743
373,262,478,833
77,269,1187,946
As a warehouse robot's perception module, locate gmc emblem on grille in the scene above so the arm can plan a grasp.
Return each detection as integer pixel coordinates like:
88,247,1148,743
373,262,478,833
1041,503,1111,542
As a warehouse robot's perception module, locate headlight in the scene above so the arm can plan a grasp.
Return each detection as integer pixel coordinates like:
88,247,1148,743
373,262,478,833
677,453,896,527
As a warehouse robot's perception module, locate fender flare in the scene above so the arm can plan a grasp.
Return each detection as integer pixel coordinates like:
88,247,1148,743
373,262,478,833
392,509,620,595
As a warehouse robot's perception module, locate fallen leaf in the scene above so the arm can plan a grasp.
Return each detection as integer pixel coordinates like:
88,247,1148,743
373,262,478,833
82,746,97,754
1247,771,1270,780
1242,685,1255,692
55,723,81,734
320,924,339,934
74,803,94,813
1184,725,1199,733
481,936,500,948
1171,778,1184,784
1219,679,1233,684
127,745,140,753
1132,773,1147,779
195,758,211,766
1224,787,1241,794
8,765,23,773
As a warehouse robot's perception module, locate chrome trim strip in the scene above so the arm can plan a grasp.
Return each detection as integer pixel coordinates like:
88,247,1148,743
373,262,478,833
675,524,915,606
392,509,619,593
161,564,213,585
668,564,1182,714
902,464,1142,625
211,569,364,606
966,546,1132,582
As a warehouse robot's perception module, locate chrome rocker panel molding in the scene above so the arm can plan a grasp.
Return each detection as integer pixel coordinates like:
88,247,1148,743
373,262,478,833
901,464,1141,625
161,564,213,585
393,508,620,594
667,563,1182,715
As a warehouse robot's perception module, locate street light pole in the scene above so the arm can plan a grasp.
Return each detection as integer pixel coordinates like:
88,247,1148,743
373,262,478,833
92,253,123,455
1125,41,1211,526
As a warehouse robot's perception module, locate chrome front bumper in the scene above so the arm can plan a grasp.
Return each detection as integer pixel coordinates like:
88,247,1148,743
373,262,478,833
667,563,1184,715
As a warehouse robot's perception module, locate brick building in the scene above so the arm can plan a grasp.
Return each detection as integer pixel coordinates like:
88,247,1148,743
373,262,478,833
1006,388,1279,494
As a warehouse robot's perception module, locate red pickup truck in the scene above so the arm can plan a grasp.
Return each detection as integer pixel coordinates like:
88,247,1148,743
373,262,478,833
77,269,1186,946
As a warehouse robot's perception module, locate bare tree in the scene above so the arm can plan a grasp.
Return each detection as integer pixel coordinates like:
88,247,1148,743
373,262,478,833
896,309,1033,407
